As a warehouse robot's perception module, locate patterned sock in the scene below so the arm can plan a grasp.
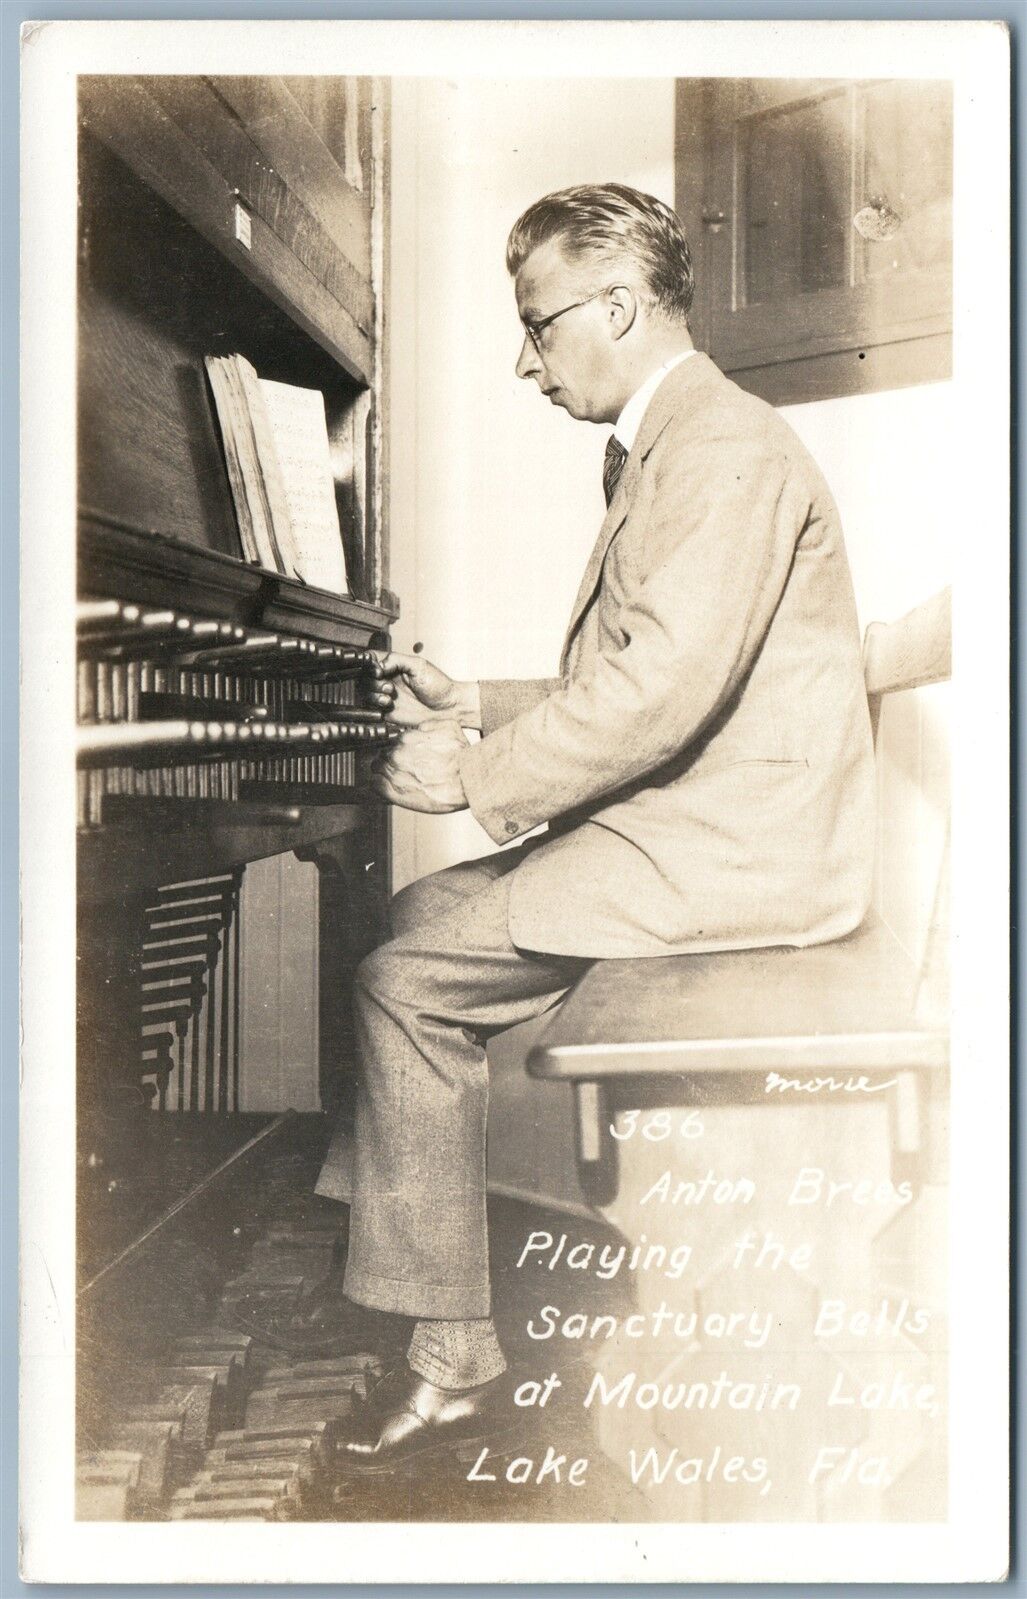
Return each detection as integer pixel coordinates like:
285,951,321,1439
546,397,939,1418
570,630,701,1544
406,1317,508,1390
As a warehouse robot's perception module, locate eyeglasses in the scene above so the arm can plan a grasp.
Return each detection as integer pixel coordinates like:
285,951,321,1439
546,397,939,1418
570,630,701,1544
522,287,611,353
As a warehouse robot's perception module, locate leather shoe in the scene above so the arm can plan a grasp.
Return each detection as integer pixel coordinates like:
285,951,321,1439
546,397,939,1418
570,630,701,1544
335,1362,517,1472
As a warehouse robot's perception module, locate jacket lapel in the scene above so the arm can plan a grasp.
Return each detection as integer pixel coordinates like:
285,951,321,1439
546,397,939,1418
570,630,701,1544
558,354,718,671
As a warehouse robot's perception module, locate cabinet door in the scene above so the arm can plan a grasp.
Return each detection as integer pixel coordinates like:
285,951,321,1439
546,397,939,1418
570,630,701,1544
676,79,952,405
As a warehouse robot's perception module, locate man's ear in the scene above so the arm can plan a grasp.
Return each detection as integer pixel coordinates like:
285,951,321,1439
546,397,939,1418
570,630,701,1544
607,285,638,341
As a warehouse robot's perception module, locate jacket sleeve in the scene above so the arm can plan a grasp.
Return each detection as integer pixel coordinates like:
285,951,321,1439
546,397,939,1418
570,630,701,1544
478,678,562,737
459,426,808,845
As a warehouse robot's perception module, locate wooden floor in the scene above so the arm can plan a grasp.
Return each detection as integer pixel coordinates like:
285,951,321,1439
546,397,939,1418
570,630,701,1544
78,1111,646,1522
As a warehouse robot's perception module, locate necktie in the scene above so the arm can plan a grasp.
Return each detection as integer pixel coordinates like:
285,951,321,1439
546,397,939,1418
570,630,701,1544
603,435,628,509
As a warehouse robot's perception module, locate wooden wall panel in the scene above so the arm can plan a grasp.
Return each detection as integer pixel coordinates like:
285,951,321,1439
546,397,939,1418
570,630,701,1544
238,854,320,1113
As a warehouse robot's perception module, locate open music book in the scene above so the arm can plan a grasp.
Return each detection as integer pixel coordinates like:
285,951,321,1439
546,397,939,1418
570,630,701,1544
205,354,350,595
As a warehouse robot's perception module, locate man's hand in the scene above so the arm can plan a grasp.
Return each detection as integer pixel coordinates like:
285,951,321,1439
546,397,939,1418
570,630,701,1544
370,720,470,813
369,652,481,730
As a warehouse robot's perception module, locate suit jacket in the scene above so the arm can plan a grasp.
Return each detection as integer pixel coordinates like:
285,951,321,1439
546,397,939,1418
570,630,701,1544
458,353,876,959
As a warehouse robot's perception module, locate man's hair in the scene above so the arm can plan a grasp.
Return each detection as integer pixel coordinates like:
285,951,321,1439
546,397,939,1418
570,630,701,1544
506,183,694,324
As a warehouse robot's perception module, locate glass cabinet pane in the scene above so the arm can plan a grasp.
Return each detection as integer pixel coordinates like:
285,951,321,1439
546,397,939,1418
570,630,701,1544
740,87,852,306
859,80,952,279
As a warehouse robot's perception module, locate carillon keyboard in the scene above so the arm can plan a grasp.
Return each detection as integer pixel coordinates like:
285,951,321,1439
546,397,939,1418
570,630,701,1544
76,599,398,826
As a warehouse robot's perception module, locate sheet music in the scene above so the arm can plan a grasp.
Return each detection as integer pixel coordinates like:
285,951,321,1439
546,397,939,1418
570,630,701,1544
259,378,349,594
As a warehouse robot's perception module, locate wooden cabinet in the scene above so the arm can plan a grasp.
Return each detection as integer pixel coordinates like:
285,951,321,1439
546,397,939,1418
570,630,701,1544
78,74,391,607
75,76,397,1125
676,79,952,405
72,81,399,1496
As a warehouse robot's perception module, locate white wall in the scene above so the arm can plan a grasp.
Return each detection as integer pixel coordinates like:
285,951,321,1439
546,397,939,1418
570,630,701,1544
781,382,956,626
387,77,676,889
781,384,954,968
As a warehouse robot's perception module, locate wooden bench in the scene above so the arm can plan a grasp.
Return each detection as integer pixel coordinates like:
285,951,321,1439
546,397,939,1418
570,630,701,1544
527,588,951,1205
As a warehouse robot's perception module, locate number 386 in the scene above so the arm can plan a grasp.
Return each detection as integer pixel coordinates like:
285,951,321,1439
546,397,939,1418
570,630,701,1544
609,1109,705,1142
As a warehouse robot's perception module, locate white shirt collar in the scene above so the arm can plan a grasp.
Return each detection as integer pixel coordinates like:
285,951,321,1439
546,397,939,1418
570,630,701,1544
613,349,696,453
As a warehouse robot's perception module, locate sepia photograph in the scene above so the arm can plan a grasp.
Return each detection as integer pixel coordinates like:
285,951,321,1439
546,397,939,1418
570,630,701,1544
19,17,1009,1586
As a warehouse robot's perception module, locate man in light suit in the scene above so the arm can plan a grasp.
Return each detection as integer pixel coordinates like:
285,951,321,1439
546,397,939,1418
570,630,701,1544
325,184,876,1467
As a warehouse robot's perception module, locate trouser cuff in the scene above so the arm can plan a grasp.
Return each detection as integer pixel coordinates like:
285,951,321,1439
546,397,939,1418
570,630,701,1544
344,1263,491,1320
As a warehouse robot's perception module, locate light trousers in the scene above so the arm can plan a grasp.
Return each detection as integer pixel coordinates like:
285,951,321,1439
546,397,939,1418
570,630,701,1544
317,841,587,1320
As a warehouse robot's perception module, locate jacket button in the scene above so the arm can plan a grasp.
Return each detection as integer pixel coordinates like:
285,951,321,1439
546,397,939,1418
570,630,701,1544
504,819,518,835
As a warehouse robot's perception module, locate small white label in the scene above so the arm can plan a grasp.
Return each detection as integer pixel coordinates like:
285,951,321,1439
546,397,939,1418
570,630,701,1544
234,203,252,250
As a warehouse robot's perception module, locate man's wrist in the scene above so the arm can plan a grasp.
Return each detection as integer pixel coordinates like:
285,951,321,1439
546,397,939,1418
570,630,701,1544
453,680,482,731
